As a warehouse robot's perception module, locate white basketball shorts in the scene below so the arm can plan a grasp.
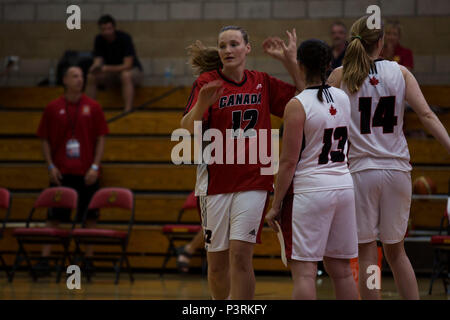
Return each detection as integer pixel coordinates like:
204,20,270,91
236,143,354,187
351,169,411,244
199,190,269,252
280,188,358,261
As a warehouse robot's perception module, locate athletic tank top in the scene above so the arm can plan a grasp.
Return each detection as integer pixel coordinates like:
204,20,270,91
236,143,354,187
340,59,411,173
293,85,353,193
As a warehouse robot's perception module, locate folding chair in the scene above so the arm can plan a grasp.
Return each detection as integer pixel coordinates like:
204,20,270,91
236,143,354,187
0,188,12,278
71,187,135,284
428,196,450,295
9,187,77,283
161,191,203,275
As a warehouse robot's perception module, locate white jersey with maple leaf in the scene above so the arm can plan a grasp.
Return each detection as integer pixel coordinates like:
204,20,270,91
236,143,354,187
339,59,411,173
291,85,353,193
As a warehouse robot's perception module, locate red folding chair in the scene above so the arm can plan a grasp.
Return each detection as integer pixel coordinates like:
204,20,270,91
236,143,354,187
9,187,77,283
71,187,135,284
429,196,450,294
161,191,203,275
0,188,12,278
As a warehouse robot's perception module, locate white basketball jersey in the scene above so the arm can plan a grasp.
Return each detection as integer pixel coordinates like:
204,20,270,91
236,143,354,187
340,60,411,173
292,86,353,193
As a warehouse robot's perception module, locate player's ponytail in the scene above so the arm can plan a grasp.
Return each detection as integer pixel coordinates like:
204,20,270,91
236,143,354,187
318,44,330,102
188,26,249,76
187,41,222,75
297,39,332,102
342,16,384,94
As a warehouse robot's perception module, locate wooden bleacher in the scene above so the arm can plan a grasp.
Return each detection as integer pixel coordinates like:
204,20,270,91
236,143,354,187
0,87,192,110
1,85,449,110
0,85,449,272
1,137,449,164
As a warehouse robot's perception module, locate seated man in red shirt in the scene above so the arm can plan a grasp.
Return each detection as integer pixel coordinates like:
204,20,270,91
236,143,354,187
36,66,109,274
381,20,414,71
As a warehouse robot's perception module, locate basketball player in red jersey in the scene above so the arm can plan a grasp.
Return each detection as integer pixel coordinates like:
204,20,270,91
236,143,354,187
180,26,303,300
328,16,450,299
266,39,359,300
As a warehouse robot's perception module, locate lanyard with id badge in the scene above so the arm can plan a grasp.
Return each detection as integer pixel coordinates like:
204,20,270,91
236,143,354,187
65,100,81,159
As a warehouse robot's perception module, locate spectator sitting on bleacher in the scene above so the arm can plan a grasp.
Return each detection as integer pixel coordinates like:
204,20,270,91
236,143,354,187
380,20,414,71
35,65,109,274
86,14,143,113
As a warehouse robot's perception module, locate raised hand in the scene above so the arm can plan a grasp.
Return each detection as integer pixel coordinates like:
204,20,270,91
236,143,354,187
284,28,298,63
262,37,285,61
263,28,298,64
197,80,225,107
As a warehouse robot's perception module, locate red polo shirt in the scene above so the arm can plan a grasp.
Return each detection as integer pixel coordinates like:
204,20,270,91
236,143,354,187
37,94,109,175
381,44,414,69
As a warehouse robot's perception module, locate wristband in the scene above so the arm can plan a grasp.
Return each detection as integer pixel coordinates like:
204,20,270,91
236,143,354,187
48,164,55,170
91,164,99,171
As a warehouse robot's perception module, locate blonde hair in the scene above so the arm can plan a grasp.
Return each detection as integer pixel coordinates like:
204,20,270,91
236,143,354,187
342,16,384,93
187,26,249,75
187,40,222,75
385,20,402,36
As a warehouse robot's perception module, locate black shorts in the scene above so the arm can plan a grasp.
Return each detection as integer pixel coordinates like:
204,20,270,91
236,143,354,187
48,174,100,223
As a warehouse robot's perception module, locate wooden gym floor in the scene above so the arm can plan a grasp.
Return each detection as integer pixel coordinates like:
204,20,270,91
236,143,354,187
0,272,448,300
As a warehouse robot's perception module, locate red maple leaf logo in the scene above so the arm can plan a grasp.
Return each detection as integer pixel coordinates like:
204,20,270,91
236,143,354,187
369,76,379,86
329,105,337,116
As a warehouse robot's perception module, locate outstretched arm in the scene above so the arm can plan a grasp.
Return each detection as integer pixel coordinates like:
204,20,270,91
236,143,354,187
402,66,450,153
263,29,304,92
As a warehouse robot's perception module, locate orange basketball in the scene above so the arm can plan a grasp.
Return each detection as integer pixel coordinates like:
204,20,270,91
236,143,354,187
413,176,437,195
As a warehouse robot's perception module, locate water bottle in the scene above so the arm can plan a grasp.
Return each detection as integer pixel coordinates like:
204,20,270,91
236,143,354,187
49,66,56,86
164,66,173,86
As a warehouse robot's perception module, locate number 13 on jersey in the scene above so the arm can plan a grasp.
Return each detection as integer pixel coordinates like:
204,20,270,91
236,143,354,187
318,126,348,165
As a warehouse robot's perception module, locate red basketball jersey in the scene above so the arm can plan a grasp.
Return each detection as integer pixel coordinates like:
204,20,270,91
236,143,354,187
184,69,296,195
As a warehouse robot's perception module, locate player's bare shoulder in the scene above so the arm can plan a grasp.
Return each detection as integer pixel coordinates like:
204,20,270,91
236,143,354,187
398,64,412,82
327,66,343,88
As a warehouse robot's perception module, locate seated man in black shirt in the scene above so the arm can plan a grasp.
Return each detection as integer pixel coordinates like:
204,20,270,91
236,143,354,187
86,15,143,112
